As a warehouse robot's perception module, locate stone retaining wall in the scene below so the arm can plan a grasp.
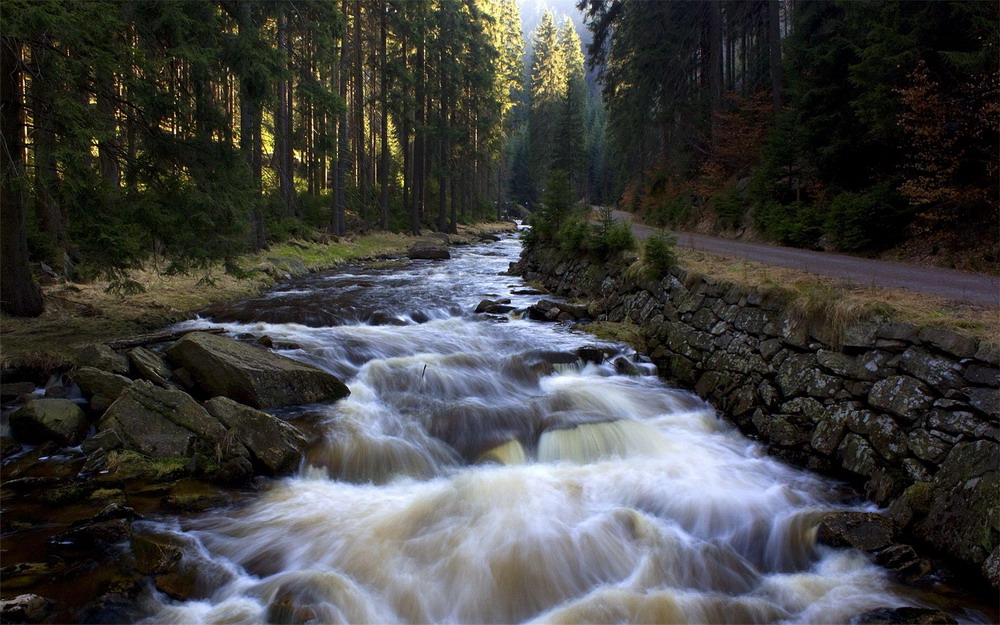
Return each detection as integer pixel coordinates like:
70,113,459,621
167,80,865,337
515,244,999,587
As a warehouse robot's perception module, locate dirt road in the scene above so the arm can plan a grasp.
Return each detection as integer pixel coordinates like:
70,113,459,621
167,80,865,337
613,210,999,307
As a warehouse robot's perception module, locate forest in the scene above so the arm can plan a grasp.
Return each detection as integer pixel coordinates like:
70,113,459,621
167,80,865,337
2,0,998,318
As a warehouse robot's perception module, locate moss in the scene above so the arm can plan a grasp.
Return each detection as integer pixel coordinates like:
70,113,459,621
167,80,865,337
104,450,188,482
577,321,647,347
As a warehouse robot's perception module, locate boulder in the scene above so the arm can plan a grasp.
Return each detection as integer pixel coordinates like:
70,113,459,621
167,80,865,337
100,380,245,459
204,397,307,475
128,347,175,388
407,242,450,260
816,511,897,553
72,366,133,412
78,343,130,375
165,332,350,409
10,399,87,446
1,381,37,402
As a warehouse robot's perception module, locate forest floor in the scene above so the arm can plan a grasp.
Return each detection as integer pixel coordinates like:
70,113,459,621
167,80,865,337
611,211,998,344
0,223,515,371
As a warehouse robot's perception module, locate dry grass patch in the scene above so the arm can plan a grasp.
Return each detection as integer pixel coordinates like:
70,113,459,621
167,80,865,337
1,224,516,370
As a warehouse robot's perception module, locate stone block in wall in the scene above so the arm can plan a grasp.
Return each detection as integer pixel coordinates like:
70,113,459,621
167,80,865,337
899,347,963,391
857,350,895,379
925,409,982,437
846,411,908,462
758,339,783,361
677,293,704,314
752,410,813,447
866,465,909,506
691,307,718,332
817,350,878,381
732,307,774,336
839,432,880,477
907,429,953,464
780,397,825,422
842,323,879,350
757,380,780,410
963,387,999,419
811,404,853,456
974,342,999,366
779,318,810,348
664,355,697,385
727,384,757,418
868,376,933,422
876,323,919,343
776,353,842,399
918,327,978,359
964,364,999,387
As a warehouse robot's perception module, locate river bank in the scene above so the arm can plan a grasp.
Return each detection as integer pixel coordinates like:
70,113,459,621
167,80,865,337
0,224,514,372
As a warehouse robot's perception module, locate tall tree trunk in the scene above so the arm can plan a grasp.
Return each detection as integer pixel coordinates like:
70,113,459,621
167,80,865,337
334,0,349,235
379,0,389,230
1,37,44,316
30,37,65,263
238,1,266,250
276,1,296,217
353,0,369,222
410,26,425,235
96,67,120,187
708,0,723,115
768,0,783,111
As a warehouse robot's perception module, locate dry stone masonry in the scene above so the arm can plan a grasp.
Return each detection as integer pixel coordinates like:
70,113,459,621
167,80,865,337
515,244,1000,588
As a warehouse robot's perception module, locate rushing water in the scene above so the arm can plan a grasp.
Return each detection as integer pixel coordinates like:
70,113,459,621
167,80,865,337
140,234,969,624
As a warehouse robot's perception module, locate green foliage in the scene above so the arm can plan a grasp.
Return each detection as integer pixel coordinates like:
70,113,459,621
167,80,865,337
593,222,637,255
643,232,677,280
754,201,824,249
711,185,746,231
825,183,911,252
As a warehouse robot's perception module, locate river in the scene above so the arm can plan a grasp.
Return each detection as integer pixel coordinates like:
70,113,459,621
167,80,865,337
136,233,984,624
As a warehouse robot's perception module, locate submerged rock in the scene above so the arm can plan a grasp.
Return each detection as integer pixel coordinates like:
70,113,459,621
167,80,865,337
854,607,957,624
10,398,87,446
0,594,50,623
815,511,896,553
165,332,350,409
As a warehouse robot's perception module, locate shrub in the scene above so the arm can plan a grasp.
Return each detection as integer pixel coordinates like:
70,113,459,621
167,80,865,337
558,219,590,253
643,231,677,279
825,183,911,252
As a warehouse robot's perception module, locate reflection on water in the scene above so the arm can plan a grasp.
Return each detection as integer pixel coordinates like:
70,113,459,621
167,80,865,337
141,235,974,624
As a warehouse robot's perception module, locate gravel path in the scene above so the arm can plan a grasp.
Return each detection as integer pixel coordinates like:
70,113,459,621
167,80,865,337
614,210,1000,306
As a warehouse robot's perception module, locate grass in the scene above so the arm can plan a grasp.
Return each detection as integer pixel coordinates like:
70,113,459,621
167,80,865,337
1,223,515,370
675,248,999,345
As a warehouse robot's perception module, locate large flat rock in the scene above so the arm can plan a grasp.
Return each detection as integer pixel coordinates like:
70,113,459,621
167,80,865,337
166,332,349,409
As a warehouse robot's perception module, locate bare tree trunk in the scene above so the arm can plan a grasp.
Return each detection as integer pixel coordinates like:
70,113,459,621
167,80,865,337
334,0,349,235
1,37,44,316
379,0,389,230
238,1,266,250
410,26,425,235
708,0,723,115
768,0,783,111
30,37,65,262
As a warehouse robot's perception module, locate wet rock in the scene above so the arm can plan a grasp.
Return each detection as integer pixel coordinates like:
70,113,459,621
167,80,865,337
72,366,132,412
204,396,307,475
81,429,124,456
511,288,546,295
78,343,130,375
100,381,233,458
907,429,952,464
10,398,87,446
1,436,23,457
838,433,879,477
868,376,932,422
815,511,896,553
131,533,184,575
576,345,613,365
128,346,175,388
0,594,50,623
166,332,350,409
257,335,274,348
853,607,956,624
614,357,641,376
1,381,37,401
50,518,132,548
474,298,513,314
407,242,450,260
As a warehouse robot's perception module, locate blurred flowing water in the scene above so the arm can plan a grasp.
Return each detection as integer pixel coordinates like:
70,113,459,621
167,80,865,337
140,234,981,624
